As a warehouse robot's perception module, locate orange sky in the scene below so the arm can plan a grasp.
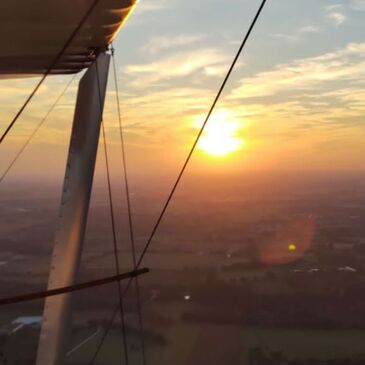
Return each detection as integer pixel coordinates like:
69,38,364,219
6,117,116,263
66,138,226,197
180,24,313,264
1,0,365,185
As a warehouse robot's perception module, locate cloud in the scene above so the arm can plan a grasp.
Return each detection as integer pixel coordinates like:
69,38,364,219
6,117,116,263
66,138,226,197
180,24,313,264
325,4,346,26
134,0,168,13
299,25,322,33
122,87,211,114
142,34,205,54
126,0,170,25
98,86,214,146
271,25,321,44
124,48,230,87
117,41,365,147
272,33,299,43
351,0,365,10
224,41,365,140
230,42,365,100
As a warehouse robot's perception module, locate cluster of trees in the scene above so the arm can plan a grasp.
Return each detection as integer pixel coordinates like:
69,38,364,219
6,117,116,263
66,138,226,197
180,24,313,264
181,293,365,329
247,347,365,365
88,319,168,346
169,264,365,329
178,278,365,328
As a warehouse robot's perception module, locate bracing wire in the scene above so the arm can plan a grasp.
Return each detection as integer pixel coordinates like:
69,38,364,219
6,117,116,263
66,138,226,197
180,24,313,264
0,74,77,184
89,306,119,365
111,45,147,365
0,0,268,360
0,0,101,145
0,268,148,306
96,60,130,365
0,59,151,355
135,0,267,272
88,0,268,360
100,119,130,365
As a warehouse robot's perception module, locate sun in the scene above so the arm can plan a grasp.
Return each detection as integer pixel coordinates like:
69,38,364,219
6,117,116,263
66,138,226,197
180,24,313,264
199,131,242,156
196,111,245,157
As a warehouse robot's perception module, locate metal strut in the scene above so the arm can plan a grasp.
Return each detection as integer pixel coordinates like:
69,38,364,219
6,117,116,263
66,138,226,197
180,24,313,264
36,52,110,365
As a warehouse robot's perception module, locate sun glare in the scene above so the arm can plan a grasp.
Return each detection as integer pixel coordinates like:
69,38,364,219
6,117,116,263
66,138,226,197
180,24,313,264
196,112,245,157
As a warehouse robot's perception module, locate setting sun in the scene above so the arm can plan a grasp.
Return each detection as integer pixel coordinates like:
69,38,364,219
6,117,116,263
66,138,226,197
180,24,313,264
196,111,245,157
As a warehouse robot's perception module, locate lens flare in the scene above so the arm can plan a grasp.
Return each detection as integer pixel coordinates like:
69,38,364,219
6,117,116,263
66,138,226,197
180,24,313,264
260,216,316,265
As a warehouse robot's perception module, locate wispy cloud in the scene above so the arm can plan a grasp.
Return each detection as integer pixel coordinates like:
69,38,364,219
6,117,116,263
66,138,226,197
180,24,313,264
325,4,346,26
142,34,205,54
97,89,212,148
134,0,168,13
221,41,365,143
299,25,322,33
271,25,322,44
230,42,365,100
115,41,365,147
351,0,365,10
126,0,170,26
272,33,299,43
124,48,230,87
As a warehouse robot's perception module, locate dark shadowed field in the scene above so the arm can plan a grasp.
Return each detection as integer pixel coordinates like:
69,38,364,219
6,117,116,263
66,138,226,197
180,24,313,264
1,172,365,364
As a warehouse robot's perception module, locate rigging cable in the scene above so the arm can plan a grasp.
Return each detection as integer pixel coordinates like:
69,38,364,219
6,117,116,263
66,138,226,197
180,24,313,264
0,0,102,145
111,45,147,365
87,0,268,361
96,60,130,365
0,268,148,306
89,306,119,365
135,0,267,272
0,74,77,184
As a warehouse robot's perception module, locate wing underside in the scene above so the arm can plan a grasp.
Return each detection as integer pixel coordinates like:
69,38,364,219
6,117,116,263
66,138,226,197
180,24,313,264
0,0,136,77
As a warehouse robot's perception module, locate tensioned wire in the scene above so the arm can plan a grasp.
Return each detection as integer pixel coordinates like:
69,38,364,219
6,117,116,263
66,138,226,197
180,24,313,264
0,74,77,184
0,268,148,306
111,44,147,365
87,0,268,362
96,59,130,365
0,54,148,363
0,0,268,360
0,0,102,144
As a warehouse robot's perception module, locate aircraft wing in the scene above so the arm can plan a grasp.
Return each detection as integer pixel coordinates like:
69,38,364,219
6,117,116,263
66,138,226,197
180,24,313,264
0,0,136,77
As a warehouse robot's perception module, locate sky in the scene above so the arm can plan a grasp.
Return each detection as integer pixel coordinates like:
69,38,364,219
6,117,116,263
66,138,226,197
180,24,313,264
1,0,365,185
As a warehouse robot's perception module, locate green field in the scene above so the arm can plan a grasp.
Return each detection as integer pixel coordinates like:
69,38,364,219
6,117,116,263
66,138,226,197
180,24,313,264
241,327,365,361
66,323,365,365
67,324,200,365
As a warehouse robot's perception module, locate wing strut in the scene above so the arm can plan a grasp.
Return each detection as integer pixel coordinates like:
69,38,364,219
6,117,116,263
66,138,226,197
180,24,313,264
36,52,110,365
